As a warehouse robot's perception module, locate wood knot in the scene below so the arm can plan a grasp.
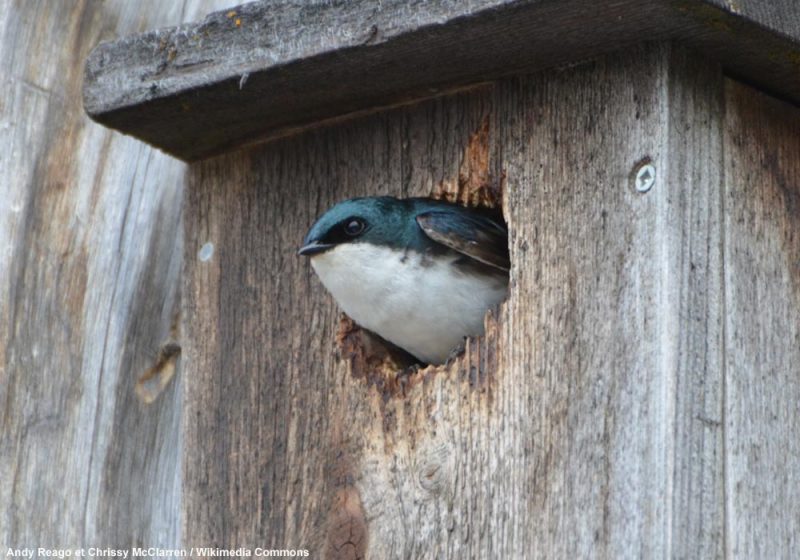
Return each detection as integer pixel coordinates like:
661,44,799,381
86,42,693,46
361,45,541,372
415,443,453,497
135,342,180,404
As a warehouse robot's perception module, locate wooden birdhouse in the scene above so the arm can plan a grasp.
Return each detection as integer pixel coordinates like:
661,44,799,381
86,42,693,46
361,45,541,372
4,1,798,558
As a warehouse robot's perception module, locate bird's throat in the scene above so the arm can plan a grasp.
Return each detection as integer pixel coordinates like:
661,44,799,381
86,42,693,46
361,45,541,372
310,243,507,364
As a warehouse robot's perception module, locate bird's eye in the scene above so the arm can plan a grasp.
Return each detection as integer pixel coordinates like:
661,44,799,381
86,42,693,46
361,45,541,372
343,218,366,236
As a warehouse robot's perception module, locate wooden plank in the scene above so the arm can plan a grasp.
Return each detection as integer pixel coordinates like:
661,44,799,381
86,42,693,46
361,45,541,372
0,0,234,549
670,0,800,110
182,85,496,552
497,43,725,559
723,80,800,559
704,0,800,40
83,0,800,161
666,48,726,560
183,43,726,557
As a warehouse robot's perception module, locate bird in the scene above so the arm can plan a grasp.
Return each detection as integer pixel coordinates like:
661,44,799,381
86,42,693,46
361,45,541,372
298,196,509,364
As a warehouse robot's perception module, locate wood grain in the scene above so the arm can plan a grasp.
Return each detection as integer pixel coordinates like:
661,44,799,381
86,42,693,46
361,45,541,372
183,86,497,552
6,0,798,552
82,0,800,161
723,80,800,559
183,44,736,557
665,49,726,560
0,0,234,549
704,0,800,41
498,43,726,559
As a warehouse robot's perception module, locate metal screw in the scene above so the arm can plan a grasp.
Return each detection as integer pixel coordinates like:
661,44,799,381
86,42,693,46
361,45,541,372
635,163,656,193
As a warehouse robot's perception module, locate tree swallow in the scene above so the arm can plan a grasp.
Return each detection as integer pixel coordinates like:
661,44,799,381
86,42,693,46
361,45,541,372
298,197,509,365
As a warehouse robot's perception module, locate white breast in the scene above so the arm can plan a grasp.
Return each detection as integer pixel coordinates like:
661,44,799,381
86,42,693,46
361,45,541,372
310,243,507,364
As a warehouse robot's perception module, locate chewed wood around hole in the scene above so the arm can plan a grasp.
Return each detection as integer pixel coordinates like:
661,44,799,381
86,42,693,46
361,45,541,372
333,115,508,399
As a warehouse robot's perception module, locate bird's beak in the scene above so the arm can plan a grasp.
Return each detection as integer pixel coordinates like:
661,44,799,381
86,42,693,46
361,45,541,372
297,240,334,256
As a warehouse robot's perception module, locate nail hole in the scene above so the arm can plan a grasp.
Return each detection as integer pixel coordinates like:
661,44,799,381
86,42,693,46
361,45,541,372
198,242,214,261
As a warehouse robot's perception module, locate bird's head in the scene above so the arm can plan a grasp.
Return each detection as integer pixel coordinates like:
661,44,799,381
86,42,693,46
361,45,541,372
298,196,415,257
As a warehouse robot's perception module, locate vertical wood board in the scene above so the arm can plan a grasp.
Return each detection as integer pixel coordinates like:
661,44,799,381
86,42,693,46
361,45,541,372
723,80,800,560
497,45,725,559
0,0,235,548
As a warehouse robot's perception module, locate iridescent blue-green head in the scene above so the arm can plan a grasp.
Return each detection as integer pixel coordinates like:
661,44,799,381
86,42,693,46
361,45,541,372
298,196,431,256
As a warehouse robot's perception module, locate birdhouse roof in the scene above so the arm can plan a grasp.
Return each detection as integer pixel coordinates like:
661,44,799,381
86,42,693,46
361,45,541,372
83,0,800,161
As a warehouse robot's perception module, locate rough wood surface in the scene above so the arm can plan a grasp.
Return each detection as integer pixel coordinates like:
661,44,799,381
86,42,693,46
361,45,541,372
498,44,726,559
705,0,800,40
723,80,800,559
0,0,233,549
183,44,737,557
83,0,800,161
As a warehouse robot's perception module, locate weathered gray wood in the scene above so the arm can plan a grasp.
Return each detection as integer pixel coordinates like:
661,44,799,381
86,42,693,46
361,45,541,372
704,0,800,40
723,80,800,559
7,3,796,556
83,0,800,161
665,48,726,560
0,0,234,549
671,0,800,111
498,43,726,559
183,43,731,557
182,89,496,552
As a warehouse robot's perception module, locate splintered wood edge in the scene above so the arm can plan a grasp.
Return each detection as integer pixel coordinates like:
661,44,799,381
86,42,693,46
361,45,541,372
333,114,506,401
83,0,800,161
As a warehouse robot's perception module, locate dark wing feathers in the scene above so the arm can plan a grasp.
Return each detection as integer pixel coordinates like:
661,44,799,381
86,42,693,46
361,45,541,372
416,210,509,271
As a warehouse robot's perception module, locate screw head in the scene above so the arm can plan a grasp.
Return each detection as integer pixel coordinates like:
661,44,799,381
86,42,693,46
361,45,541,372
635,163,656,193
